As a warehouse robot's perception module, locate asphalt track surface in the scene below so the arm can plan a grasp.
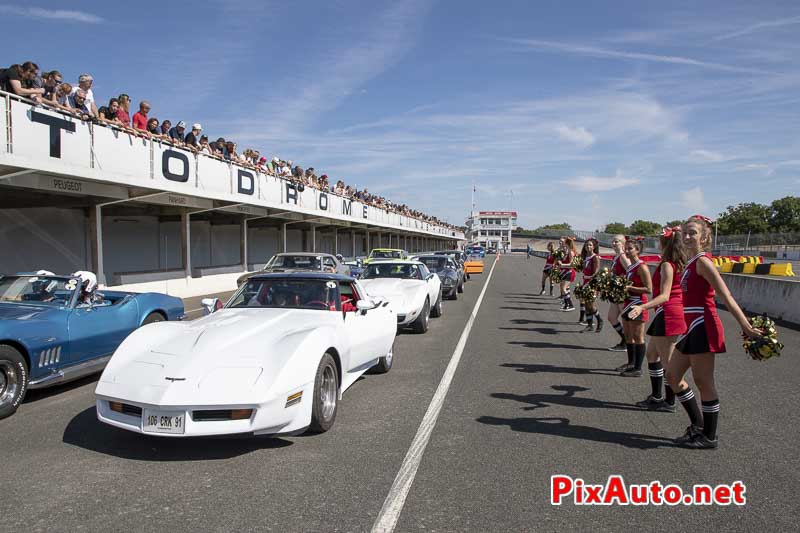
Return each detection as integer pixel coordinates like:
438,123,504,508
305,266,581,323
1,255,798,532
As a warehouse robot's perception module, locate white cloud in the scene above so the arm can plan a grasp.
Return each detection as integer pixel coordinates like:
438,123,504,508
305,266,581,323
0,5,103,23
555,124,595,147
689,149,725,163
681,186,707,212
507,38,769,75
562,171,640,192
713,15,800,42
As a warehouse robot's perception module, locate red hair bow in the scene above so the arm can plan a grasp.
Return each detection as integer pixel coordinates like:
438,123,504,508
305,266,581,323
691,214,714,225
661,225,682,237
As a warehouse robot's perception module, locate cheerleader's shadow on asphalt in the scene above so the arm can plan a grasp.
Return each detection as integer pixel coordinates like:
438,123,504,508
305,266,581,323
501,362,619,376
491,385,644,412
500,306,553,311
499,326,575,334
509,318,569,325
476,416,678,449
507,340,612,352
63,407,293,461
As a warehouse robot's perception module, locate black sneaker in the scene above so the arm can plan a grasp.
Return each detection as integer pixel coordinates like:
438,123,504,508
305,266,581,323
675,425,703,444
608,341,626,352
620,368,642,377
657,402,677,413
684,433,718,449
635,395,665,409
614,363,632,372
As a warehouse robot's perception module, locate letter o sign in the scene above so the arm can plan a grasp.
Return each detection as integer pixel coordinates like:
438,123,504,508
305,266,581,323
318,192,328,211
162,150,189,182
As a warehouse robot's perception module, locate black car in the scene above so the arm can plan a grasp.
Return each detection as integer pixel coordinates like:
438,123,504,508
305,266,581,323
416,255,463,299
434,250,469,281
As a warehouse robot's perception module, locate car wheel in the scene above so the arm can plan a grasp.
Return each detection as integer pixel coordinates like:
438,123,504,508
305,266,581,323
0,345,28,420
142,312,166,325
308,352,339,433
373,339,394,374
412,299,430,334
466,273,471,280
430,290,443,318
448,287,458,300
457,279,464,293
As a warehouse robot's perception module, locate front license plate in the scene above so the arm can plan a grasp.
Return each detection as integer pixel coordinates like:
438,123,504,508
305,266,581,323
143,409,185,434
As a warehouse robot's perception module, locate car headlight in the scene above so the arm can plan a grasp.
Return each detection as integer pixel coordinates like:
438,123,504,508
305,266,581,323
443,277,454,286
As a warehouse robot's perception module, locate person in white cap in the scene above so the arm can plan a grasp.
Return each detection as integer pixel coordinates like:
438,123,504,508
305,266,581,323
184,123,202,149
168,121,186,145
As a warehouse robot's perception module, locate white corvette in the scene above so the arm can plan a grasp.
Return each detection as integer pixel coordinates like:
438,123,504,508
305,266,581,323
95,273,396,437
358,260,443,333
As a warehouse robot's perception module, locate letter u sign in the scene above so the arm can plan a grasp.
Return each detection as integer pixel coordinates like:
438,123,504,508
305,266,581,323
162,150,189,182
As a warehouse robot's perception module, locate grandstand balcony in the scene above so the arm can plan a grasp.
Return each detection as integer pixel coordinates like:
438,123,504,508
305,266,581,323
0,92,463,295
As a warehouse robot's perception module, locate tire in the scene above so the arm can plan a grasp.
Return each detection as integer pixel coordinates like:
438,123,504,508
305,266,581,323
308,353,339,433
430,291,443,318
448,288,458,301
373,339,394,374
0,345,28,420
466,273,471,280
411,299,430,334
457,280,464,293
142,312,166,325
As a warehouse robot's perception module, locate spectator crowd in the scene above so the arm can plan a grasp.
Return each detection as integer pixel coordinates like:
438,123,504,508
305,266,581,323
0,61,461,232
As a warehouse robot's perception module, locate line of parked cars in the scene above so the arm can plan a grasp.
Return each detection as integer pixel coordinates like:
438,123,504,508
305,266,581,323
0,248,481,438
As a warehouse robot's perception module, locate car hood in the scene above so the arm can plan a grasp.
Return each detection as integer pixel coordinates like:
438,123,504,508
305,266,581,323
0,302,63,323
360,278,425,310
96,307,336,405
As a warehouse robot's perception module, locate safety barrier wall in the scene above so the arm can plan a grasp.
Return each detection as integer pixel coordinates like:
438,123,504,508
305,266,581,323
530,251,799,325
0,92,463,240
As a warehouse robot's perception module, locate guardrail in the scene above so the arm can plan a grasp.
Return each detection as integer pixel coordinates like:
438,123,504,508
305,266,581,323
0,90,463,240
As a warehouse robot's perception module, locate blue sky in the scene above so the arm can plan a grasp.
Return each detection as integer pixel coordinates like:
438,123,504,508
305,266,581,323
4,0,800,229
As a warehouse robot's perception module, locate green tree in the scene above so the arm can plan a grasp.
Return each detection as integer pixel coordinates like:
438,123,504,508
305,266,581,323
664,219,684,229
628,220,662,236
534,222,572,232
716,202,770,234
603,222,628,234
769,196,800,233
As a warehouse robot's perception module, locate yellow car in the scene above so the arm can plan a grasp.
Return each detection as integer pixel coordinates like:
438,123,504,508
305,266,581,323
363,248,408,265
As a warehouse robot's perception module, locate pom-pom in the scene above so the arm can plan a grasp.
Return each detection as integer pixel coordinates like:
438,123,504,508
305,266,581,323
742,316,783,361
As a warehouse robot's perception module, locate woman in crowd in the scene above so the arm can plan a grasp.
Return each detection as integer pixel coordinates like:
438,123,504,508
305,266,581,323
608,235,630,354
619,237,652,377
556,237,577,312
116,94,132,128
579,238,602,332
627,227,686,411
666,215,762,449
146,117,165,139
539,242,556,296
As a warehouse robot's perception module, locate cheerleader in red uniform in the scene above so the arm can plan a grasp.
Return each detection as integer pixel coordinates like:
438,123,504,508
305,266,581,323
539,242,556,295
627,227,687,411
665,215,762,449
579,238,603,332
556,237,577,312
619,237,652,377
607,235,630,354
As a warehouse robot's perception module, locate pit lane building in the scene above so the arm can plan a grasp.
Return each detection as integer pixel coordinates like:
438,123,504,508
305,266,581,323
465,211,517,251
0,92,464,296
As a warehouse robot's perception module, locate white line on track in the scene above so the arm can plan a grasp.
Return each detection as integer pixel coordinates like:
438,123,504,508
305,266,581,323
372,256,500,533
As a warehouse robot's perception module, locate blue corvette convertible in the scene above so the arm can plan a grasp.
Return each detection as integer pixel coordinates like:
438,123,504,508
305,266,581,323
0,273,184,419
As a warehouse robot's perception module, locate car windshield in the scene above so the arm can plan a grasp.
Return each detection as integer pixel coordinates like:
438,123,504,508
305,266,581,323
0,275,76,307
417,257,447,273
269,255,322,269
228,278,339,310
362,263,421,279
371,250,403,259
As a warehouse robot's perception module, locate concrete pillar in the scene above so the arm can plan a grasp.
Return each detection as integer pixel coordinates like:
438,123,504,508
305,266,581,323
90,205,104,284
182,208,191,278
282,222,288,252
241,218,248,270
366,230,370,254
311,225,316,252
334,227,338,255
351,230,356,258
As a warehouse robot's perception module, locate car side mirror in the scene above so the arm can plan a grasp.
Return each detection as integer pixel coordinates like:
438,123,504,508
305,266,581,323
356,300,376,312
201,298,222,315
427,273,436,280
